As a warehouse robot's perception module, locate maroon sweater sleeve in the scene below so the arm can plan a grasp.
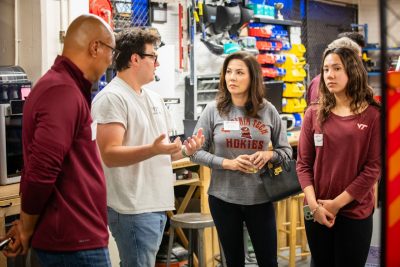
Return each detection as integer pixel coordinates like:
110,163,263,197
345,112,381,203
296,106,317,189
21,85,79,214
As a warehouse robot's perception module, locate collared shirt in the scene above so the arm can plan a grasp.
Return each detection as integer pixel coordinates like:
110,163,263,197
21,55,108,251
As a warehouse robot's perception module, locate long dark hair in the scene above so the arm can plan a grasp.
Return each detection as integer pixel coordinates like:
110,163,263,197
216,51,265,118
317,47,380,123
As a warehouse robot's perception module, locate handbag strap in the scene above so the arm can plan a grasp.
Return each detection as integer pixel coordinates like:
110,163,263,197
273,149,285,164
268,149,293,174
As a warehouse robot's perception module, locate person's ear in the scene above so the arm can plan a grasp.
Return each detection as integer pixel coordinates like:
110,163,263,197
89,40,99,57
131,53,139,65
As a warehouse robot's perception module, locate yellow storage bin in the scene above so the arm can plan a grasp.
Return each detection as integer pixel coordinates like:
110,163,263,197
283,83,305,98
299,98,307,110
282,97,307,113
276,54,300,69
289,44,306,58
279,69,306,82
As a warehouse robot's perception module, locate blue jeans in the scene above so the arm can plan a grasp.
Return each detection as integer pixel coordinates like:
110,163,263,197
107,207,167,267
34,247,111,267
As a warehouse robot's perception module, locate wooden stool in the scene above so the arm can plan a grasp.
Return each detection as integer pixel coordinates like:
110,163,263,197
275,193,310,267
166,213,215,267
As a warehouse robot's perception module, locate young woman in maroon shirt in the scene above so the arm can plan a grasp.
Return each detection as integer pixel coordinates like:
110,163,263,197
297,47,381,267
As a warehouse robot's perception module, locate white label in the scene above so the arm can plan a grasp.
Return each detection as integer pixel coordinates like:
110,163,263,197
223,121,240,131
91,120,97,141
314,133,323,147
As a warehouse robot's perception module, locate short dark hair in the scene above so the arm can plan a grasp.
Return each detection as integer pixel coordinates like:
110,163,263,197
114,28,161,72
337,32,366,48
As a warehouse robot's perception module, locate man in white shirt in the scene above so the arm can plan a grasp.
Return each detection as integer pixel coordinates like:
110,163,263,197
91,28,204,267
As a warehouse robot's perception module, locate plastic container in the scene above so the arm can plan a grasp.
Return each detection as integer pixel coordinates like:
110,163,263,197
262,67,277,78
224,42,241,54
283,83,305,98
289,44,306,58
247,3,264,15
248,27,272,38
292,113,303,127
263,5,275,18
282,98,306,113
275,54,286,63
256,41,273,51
257,53,276,64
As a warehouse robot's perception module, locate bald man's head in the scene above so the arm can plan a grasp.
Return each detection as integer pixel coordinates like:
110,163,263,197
63,14,113,54
62,14,115,82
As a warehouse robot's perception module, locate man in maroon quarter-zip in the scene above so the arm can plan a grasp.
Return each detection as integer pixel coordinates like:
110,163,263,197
1,14,115,267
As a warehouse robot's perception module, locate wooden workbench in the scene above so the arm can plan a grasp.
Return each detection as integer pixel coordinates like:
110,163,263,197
287,130,300,147
171,158,219,267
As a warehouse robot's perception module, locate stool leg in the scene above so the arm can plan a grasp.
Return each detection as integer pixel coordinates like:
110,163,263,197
276,199,286,250
243,223,249,261
298,197,309,259
219,240,227,267
188,229,193,267
243,224,255,263
198,228,205,267
289,197,298,267
166,226,175,267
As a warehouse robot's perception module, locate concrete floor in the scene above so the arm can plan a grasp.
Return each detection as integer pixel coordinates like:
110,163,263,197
243,250,311,267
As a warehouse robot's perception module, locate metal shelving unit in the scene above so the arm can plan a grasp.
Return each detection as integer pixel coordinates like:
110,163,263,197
253,15,302,27
184,74,220,120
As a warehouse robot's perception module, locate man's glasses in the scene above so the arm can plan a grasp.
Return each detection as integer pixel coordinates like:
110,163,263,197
139,53,158,63
98,41,119,56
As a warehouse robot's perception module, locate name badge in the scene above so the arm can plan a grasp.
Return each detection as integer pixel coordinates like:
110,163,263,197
314,133,323,147
91,120,97,141
223,121,240,131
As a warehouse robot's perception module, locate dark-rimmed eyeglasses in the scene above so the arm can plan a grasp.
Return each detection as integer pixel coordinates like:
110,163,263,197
139,53,158,63
98,41,119,56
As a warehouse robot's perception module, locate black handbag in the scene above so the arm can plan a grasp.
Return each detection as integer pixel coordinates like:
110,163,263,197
260,152,302,202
